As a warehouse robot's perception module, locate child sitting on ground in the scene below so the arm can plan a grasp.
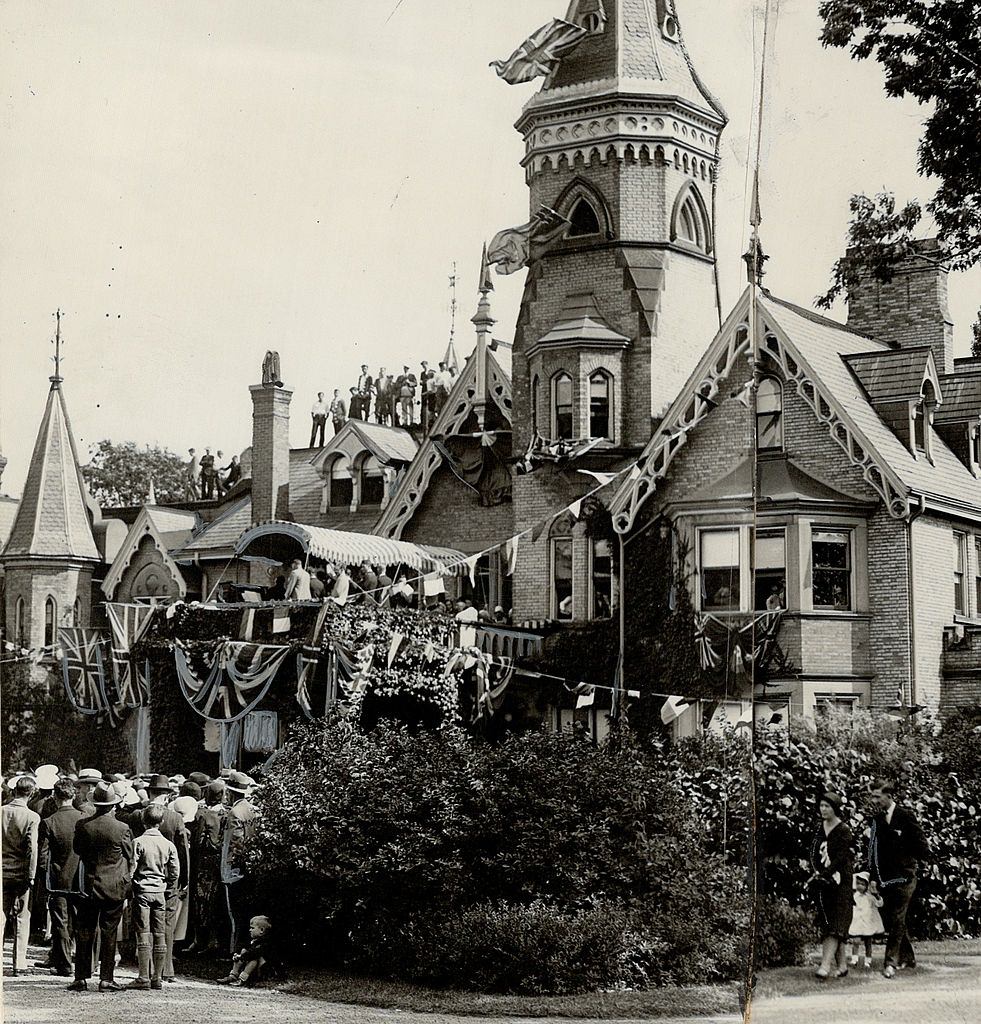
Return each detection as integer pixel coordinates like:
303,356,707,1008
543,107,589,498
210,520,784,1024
217,915,276,987
848,871,884,968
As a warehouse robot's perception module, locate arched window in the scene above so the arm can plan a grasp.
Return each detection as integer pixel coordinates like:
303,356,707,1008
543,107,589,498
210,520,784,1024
552,372,574,439
568,198,600,238
531,375,541,434
672,186,712,253
328,459,353,509
756,377,783,450
360,455,386,506
589,371,612,440
14,597,25,646
550,514,576,620
73,598,82,626
44,596,57,649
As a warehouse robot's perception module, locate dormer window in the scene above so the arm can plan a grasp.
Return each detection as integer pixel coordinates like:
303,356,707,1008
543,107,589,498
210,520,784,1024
328,459,353,509
552,372,574,439
913,406,926,453
914,379,937,461
972,424,981,472
359,455,386,506
568,198,601,238
582,12,603,33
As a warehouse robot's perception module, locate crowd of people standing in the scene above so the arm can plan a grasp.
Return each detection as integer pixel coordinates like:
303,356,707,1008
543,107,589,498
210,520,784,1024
1,764,268,993
309,359,459,447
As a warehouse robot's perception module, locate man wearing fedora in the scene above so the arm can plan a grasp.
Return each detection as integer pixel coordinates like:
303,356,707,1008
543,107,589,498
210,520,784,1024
140,774,190,982
2,774,41,972
38,778,83,976
74,768,103,818
868,779,931,978
221,772,257,954
70,780,134,991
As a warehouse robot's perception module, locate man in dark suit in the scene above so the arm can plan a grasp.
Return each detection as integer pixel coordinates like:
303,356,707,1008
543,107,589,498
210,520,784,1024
868,779,931,978
139,775,190,982
38,779,83,976
71,781,134,991
2,775,40,972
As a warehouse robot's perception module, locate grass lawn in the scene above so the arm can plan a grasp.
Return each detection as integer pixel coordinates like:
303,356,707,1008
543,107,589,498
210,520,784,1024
276,969,742,1019
178,957,741,1019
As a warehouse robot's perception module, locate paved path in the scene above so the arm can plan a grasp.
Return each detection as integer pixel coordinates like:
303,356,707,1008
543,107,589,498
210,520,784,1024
748,956,981,1024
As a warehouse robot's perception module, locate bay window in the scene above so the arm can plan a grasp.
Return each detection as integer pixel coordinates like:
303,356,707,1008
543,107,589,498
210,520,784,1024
699,528,740,611
812,530,852,611
754,530,786,611
589,372,612,441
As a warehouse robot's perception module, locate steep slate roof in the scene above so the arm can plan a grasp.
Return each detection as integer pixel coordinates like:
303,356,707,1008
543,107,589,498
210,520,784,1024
309,420,418,475
844,347,938,405
612,289,981,529
761,295,981,510
144,506,199,543
936,371,981,424
288,449,323,524
173,496,251,559
2,381,100,562
541,0,726,118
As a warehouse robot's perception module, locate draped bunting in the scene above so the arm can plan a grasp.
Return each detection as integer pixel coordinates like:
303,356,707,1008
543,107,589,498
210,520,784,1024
692,610,784,674
295,602,333,719
174,641,291,723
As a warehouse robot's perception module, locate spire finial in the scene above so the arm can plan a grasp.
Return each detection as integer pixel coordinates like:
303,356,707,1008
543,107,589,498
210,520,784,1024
50,308,64,386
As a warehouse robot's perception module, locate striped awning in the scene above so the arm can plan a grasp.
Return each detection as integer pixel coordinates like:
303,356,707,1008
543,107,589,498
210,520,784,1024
234,521,467,576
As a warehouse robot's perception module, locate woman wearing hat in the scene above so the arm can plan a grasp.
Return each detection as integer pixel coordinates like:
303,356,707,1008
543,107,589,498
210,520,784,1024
807,790,855,978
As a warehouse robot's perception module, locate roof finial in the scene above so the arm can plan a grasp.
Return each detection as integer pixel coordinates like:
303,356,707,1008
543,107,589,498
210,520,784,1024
50,308,64,386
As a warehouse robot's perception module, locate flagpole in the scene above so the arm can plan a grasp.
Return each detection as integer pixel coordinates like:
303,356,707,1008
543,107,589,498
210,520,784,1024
745,0,775,1013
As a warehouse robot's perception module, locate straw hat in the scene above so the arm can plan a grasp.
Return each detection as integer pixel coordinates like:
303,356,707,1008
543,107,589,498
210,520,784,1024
225,771,255,795
34,764,60,789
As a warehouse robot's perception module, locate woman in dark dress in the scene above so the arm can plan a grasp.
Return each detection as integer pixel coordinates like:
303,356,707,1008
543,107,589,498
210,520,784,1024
807,790,854,978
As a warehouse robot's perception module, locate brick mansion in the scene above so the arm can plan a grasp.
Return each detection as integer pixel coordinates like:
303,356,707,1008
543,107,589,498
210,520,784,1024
3,0,980,761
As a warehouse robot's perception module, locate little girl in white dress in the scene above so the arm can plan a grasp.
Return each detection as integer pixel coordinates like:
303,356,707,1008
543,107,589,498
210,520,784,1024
849,871,885,968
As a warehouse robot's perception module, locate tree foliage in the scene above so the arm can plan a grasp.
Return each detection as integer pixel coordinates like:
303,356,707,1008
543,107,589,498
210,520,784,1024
971,308,981,358
81,439,187,507
817,0,981,305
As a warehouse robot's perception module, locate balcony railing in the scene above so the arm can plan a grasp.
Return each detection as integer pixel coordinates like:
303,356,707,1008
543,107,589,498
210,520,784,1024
474,624,545,662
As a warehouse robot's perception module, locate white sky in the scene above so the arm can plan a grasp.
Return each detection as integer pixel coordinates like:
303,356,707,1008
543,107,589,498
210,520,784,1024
1,0,978,497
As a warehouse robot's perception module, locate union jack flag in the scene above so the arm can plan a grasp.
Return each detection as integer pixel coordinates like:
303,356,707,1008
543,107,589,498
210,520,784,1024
59,628,115,718
296,602,334,718
105,603,156,707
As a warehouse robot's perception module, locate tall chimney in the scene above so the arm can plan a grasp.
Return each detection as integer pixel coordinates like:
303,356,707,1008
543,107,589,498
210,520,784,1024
846,238,954,374
250,353,292,524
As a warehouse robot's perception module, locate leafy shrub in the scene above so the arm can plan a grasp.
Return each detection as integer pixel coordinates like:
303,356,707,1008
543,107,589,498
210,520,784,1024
246,714,750,992
754,898,814,969
753,710,981,940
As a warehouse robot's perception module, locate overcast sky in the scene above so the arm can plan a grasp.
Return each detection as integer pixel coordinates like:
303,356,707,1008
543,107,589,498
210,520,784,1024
1,0,977,497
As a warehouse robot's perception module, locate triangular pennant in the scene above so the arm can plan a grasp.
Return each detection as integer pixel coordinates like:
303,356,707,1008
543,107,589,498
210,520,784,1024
504,535,519,576
660,695,692,726
568,498,583,520
387,631,406,668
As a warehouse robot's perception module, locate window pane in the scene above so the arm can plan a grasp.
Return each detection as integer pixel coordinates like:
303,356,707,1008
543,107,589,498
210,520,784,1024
554,375,573,439
532,377,540,433
954,532,966,614
812,531,851,610
954,532,965,573
553,538,573,619
330,476,353,508
756,378,783,450
589,373,611,439
592,537,613,618
361,474,385,505
754,531,786,611
701,529,740,610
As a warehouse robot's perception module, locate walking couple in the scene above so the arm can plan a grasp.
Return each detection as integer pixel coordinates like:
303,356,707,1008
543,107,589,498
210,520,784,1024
807,780,929,980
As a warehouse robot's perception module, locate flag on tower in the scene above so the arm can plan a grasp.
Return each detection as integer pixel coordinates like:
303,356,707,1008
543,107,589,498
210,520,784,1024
489,18,587,85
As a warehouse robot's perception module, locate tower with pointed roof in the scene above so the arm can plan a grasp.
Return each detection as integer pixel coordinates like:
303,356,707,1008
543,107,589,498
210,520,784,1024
508,0,726,619
1,361,101,667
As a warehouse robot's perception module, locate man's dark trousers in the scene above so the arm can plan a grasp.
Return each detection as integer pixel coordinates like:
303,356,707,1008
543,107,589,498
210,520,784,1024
882,878,917,968
224,882,249,954
310,415,326,448
48,894,75,974
74,897,125,982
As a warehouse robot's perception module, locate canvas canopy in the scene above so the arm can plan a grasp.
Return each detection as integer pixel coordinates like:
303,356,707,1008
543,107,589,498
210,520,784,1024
234,521,467,576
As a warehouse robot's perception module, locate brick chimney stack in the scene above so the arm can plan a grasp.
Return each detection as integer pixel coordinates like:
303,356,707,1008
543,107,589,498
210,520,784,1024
250,354,292,524
846,238,954,374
